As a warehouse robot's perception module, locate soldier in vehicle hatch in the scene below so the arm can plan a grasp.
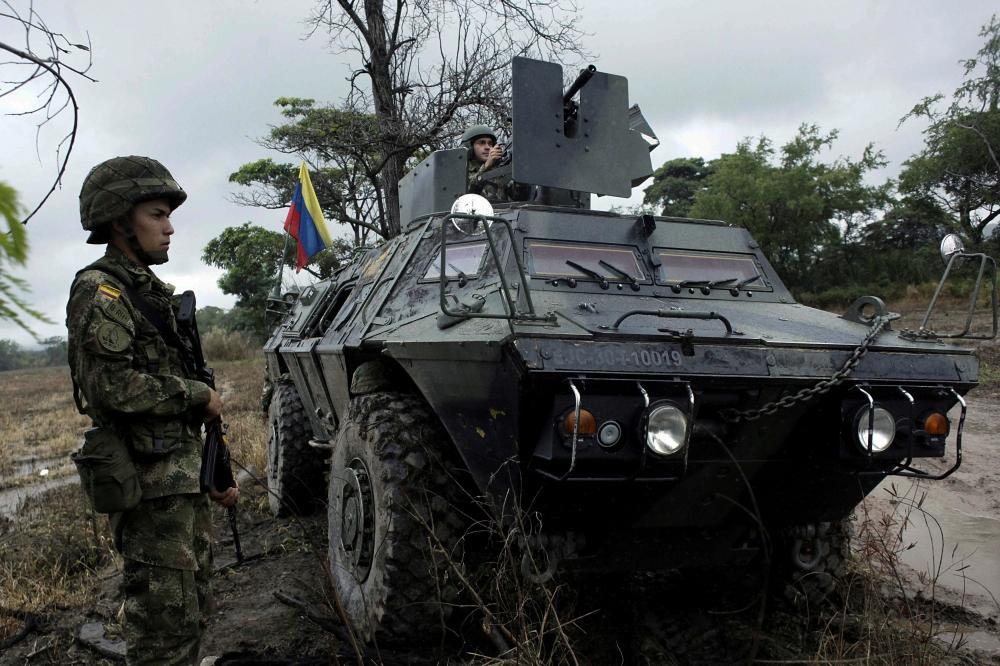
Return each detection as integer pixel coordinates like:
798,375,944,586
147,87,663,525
67,155,237,665
461,124,509,202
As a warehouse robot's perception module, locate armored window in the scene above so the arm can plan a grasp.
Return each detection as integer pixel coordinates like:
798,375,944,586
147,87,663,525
423,241,488,280
654,249,766,289
526,240,647,282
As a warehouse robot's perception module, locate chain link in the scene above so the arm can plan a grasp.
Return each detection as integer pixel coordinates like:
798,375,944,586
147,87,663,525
720,315,895,423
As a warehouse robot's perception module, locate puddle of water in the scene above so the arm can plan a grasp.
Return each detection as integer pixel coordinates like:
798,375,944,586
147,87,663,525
0,475,77,519
939,628,1000,654
11,455,67,478
874,481,1000,617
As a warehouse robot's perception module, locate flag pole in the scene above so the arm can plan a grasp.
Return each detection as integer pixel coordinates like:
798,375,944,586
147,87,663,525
267,229,292,313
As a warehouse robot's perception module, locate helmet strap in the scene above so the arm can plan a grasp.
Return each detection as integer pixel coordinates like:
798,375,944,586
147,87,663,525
120,218,168,266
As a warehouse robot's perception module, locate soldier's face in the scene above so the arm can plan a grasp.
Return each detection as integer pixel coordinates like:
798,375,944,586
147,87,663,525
129,198,174,259
472,136,495,163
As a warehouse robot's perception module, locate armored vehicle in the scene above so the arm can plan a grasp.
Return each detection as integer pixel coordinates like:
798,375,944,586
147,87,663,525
262,57,996,643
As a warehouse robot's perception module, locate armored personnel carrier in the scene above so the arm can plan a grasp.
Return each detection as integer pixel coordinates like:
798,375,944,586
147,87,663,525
262,57,996,643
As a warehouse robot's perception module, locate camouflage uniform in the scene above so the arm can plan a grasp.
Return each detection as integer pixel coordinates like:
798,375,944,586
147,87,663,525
68,157,214,666
467,159,511,203
462,124,511,203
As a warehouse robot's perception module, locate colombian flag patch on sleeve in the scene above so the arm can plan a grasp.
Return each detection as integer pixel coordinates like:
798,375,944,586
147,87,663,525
97,284,121,301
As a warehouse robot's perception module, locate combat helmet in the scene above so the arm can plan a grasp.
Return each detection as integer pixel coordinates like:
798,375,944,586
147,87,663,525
460,125,498,155
79,156,187,244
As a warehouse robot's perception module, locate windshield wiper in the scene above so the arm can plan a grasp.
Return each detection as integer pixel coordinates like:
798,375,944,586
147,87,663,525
735,273,761,289
565,260,609,290
448,263,468,287
677,274,761,292
598,260,641,291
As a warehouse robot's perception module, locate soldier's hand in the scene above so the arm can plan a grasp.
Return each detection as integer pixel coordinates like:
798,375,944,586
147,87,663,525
484,145,504,170
203,389,223,421
209,482,239,508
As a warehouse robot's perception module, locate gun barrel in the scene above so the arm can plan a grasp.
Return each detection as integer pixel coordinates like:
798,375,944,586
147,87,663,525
563,65,597,105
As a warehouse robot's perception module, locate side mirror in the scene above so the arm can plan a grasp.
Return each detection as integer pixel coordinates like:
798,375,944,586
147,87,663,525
450,194,494,235
939,234,965,262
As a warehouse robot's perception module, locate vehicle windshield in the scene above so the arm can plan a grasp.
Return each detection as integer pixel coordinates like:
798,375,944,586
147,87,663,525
655,249,764,288
527,240,647,281
424,241,488,279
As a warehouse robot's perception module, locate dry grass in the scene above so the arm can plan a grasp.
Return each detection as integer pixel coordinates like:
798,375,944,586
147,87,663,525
0,484,118,642
202,329,260,362
811,484,985,665
214,357,268,480
0,366,90,489
0,358,270,647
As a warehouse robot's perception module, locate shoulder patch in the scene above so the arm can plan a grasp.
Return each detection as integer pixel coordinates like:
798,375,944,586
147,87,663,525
98,299,134,331
97,284,122,300
96,321,131,353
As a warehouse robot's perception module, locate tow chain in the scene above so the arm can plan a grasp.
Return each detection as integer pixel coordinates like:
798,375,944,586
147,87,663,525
720,314,896,423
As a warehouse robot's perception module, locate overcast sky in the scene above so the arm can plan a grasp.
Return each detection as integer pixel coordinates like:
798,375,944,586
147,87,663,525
0,0,995,347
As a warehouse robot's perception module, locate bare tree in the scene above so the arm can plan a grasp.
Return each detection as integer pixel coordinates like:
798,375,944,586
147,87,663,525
307,0,587,237
0,2,93,335
1,1,94,224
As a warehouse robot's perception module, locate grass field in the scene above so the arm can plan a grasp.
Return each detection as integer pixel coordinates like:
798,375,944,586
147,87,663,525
0,359,268,647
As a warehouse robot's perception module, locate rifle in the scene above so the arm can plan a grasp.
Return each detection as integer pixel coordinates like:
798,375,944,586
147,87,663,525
176,291,243,563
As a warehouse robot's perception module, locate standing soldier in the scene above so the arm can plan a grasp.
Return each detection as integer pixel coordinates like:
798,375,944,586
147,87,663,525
67,156,237,665
461,124,509,202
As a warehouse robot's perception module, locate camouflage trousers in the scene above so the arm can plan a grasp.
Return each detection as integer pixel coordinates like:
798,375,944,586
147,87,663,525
118,494,213,666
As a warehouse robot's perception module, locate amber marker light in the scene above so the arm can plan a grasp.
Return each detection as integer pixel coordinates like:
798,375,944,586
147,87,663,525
564,409,597,436
924,412,949,437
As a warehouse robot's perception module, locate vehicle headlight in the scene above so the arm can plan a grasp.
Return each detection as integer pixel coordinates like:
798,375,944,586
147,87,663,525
646,404,688,456
855,406,895,453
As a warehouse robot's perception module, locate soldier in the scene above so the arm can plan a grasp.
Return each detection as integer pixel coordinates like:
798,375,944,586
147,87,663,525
67,156,237,665
461,124,508,202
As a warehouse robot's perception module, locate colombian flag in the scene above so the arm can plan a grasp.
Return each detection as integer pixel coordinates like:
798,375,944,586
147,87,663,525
283,162,332,271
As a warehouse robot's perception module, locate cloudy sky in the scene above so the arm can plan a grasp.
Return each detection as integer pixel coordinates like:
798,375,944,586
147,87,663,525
0,0,995,346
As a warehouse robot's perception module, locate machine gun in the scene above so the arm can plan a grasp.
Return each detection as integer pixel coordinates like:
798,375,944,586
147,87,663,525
177,291,243,563
562,64,596,137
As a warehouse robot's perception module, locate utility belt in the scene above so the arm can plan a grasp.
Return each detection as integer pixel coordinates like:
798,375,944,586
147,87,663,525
73,417,199,513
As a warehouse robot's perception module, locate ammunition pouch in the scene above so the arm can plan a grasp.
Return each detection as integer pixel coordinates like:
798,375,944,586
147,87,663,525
121,419,189,459
72,427,142,514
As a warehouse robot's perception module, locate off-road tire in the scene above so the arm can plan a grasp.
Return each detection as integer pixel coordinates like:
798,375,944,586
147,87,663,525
266,382,324,517
778,519,852,610
328,391,466,645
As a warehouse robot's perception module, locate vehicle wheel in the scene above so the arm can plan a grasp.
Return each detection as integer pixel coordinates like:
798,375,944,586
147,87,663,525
266,381,324,517
777,519,852,610
328,391,466,645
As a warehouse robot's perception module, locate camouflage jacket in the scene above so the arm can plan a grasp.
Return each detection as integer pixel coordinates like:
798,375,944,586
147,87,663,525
67,245,210,500
467,160,510,203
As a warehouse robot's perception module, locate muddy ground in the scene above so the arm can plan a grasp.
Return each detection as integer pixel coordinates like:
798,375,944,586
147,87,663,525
2,395,999,664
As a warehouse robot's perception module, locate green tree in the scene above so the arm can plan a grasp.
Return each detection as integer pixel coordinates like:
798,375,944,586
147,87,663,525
688,125,889,291
39,336,68,366
0,183,48,335
229,99,384,245
202,223,292,338
202,222,354,338
0,338,22,371
642,157,714,217
196,306,231,332
900,15,1000,247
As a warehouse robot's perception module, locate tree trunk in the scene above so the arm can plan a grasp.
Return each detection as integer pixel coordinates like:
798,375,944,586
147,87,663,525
364,0,402,238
